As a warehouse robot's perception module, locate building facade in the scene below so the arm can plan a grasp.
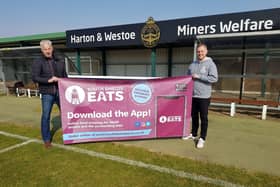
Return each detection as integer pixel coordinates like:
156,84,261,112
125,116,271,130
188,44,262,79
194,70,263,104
0,8,279,104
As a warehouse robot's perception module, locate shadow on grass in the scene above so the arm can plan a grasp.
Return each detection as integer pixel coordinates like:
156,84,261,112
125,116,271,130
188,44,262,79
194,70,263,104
50,115,61,141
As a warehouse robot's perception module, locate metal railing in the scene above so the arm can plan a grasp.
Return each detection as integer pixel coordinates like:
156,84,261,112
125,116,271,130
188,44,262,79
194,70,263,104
210,102,280,120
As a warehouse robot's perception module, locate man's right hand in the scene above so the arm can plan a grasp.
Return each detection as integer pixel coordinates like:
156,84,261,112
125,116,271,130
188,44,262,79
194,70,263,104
192,74,200,79
48,76,59,83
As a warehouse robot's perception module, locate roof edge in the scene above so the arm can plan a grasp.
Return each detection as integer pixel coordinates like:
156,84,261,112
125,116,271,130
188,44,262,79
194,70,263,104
0,32,66,44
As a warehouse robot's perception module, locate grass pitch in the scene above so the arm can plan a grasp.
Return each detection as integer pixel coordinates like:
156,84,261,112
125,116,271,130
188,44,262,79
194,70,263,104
0,96,280,186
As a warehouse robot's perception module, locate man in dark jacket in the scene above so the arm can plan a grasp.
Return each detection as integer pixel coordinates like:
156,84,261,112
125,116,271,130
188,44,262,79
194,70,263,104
32,40,67,148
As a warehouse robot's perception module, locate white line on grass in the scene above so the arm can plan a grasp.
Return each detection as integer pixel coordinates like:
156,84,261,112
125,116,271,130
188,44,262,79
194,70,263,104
0,139,36,154
0,131,244,187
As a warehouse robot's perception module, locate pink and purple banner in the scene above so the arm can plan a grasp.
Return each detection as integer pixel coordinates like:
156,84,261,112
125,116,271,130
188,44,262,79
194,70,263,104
58,76,193,144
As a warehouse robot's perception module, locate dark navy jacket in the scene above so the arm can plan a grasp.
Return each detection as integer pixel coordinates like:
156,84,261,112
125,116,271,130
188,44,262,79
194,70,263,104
31,54,67,95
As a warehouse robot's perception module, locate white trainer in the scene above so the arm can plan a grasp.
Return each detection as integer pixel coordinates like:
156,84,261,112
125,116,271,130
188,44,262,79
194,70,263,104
197,138,205,148
182,134,196,140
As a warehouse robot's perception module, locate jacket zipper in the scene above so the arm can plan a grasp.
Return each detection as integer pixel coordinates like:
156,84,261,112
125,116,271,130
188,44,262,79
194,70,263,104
47,59,57,94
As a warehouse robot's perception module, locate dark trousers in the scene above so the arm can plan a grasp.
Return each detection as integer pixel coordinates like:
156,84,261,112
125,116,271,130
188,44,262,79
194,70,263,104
191,98,210,140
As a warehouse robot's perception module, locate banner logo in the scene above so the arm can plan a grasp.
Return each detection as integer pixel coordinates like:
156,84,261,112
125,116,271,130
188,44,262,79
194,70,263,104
131,83,152,104
176,83,187,91
65,85,85,105
141,17,160,48
159,115,182,123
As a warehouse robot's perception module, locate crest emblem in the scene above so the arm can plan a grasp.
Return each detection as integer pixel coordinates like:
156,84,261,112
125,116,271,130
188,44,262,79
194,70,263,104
141,17,160,48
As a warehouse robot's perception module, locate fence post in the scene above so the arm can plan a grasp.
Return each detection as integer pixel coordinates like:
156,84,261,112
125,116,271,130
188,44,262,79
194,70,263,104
230,102,236,117
16,88,19,97
27,89,31,98
262,105,267,120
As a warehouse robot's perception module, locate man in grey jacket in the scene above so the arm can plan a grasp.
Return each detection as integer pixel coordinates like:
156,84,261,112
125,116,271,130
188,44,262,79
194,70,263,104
184,43,218,148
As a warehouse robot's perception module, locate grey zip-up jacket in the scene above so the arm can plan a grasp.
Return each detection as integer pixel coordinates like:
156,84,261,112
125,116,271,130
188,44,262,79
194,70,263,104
187,57,218,98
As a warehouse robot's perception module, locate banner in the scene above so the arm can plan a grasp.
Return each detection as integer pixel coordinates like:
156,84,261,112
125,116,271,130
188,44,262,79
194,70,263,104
58,76,193,144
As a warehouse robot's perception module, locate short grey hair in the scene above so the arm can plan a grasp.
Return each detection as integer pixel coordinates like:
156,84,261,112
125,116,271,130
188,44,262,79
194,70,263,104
197,43,207,50
40,40,52,48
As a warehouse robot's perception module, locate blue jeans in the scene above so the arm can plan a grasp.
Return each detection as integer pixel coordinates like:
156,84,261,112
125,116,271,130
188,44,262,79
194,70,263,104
41,93,60,142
